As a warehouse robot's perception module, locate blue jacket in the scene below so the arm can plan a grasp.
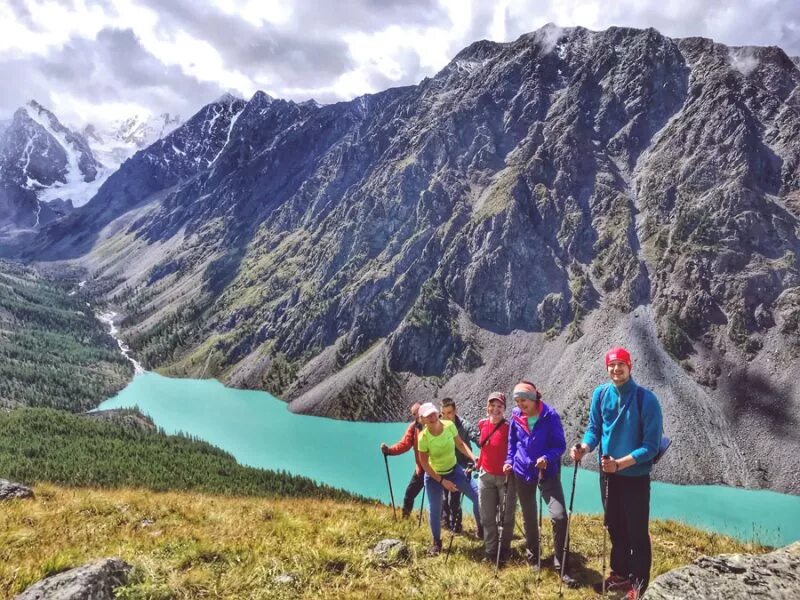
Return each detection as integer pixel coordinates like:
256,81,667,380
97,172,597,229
583,378,663,477
505,402,566,483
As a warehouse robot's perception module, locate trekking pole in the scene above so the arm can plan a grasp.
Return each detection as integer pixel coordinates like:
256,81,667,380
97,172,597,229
417,485,426,528
537,465,545,584
494,474,509,577
559,445,581,597
445,467,471,565
601,454,611,600
383,453,397,520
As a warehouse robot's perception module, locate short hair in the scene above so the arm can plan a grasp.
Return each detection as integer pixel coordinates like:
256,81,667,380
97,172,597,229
441,397,456,409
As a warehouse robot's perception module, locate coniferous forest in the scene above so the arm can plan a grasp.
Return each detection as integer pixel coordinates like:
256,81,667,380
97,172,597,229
0,260,133,412
0,407,361,500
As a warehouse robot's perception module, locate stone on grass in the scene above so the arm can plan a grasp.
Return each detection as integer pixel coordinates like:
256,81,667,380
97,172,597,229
644,542,800,599
274,573,298,585
15,557,131,600
368,539,410,566
0,479,34,501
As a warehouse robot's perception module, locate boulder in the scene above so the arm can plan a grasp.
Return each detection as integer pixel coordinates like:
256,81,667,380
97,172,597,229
273,573,298,585
0,479,34,501
15,557,132,600
644,542,800,599
368,538,410,566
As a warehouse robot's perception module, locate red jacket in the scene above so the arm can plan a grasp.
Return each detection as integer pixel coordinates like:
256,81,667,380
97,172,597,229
476,418,509,476
386,422,423,474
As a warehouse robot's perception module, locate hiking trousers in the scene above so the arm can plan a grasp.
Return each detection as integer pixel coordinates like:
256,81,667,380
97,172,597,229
424,465,480,544
478,471,516,559
516,473,567,569
601,473,652,592
401,470,424,518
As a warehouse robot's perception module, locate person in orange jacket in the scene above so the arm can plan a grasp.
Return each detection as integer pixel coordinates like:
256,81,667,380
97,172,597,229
381,402,424,518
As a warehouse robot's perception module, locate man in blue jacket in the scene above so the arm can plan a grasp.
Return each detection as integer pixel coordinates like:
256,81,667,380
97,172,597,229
571,347,664,600
504,380,576,586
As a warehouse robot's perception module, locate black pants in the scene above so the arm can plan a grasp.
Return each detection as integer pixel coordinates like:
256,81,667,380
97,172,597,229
441,490,463,531
601,474,652,591
402,470,424,517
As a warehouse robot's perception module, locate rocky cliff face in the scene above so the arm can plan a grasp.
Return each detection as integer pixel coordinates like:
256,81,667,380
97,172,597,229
23,25,800,493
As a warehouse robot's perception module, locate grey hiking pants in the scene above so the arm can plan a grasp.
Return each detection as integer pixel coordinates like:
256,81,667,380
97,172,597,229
478,471,516,559
516,473,568,570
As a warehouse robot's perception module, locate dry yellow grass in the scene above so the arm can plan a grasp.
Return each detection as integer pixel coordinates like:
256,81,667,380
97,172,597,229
0,484,767,599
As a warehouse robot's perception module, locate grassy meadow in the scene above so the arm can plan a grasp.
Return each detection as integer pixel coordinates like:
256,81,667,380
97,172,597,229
0,484,767,599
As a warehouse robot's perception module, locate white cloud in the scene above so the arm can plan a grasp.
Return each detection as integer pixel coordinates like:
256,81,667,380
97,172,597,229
729,48,760,76
1,0,798,129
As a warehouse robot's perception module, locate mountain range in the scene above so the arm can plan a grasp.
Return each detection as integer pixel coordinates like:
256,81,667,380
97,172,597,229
1,25,799,494
0,101,179,234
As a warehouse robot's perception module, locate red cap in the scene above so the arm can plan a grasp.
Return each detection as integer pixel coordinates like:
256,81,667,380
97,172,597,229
487,391,506,407
605,347,632,368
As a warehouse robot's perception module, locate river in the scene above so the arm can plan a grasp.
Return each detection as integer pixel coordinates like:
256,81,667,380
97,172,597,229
97,372,800,547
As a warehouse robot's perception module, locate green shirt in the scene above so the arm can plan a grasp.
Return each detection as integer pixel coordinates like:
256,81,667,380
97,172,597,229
418,420,458,474
527,416,539,430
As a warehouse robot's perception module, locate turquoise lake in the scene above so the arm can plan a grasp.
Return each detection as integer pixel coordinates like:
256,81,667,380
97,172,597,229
98,372,800,547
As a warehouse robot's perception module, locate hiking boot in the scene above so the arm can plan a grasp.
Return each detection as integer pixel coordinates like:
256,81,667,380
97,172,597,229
474,525,484,540
624,586,643,600
484,550,507,567
558,572,579,589
592,572,630,593
427,541,442,556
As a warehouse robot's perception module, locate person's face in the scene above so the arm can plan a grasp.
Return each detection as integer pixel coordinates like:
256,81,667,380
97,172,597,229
441,405,456,421
423,411,440,426
519,395,538,416
410,407,420,423
486,399,504,419
607,360,631,385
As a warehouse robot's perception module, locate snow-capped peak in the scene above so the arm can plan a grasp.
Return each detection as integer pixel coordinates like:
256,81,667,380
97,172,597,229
215,92,243,106
83,113,182,171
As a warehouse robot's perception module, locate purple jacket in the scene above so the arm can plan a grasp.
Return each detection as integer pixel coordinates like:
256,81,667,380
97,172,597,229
505,403,566,483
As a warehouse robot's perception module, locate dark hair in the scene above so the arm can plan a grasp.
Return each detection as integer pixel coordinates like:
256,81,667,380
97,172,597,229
441,397,456,409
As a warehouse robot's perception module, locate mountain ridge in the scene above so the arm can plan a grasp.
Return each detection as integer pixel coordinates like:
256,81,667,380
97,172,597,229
7,24,800,493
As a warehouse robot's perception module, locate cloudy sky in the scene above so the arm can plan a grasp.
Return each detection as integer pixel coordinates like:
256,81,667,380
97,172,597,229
2,0,799,129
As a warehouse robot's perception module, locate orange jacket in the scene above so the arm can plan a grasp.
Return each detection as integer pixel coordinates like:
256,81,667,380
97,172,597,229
386,421,423,474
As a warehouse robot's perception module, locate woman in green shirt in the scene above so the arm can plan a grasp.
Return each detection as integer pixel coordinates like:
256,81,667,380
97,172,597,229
417,401,481,555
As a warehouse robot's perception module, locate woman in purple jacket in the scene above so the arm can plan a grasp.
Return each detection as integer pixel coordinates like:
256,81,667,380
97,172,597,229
503,381,576,586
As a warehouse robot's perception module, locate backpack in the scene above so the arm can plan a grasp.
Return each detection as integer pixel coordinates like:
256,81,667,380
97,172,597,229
600,384,671,465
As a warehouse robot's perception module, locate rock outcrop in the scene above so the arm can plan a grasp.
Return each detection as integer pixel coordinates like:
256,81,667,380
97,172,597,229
0,479,34,501
645,542,800,599
14,557,131,600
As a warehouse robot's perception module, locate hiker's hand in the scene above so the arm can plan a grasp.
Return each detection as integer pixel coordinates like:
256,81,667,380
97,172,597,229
601,455,619,473
535,457,547,470
380,443,389,454
503,463,512,474
442,478,457,492
570,444,587,462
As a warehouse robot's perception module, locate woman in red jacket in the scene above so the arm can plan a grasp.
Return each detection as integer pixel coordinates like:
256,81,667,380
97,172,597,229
476,391,514,564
